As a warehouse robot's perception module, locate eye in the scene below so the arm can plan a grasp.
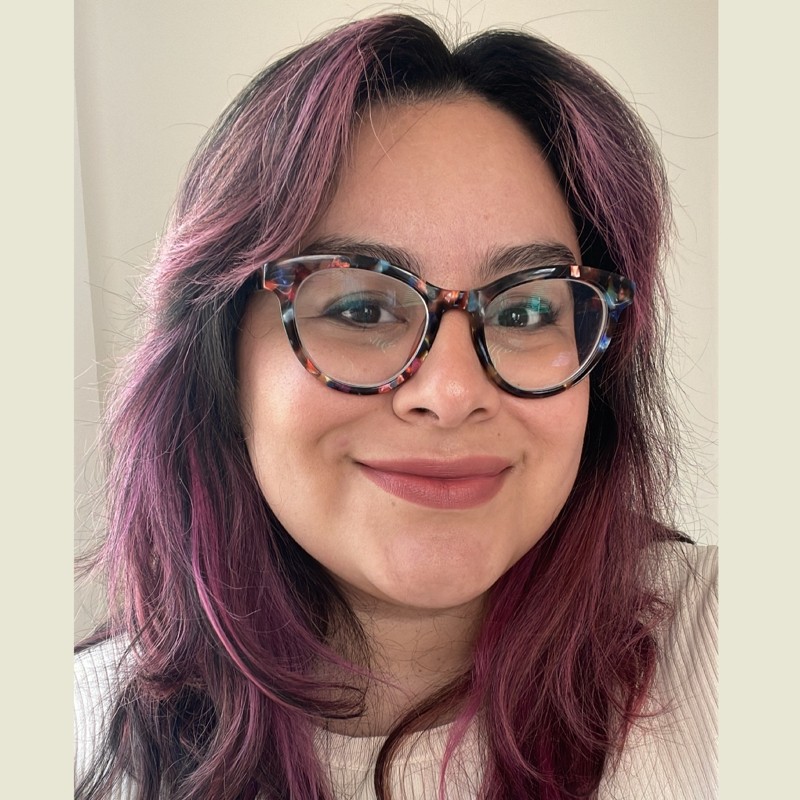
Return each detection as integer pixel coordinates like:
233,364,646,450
323,292,404,326
488,296,558,329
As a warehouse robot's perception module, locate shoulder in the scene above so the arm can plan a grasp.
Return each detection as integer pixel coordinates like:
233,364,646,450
653,541,718,708
656,542,718,673
602,542,718,799
74,637,132,789
657,540,717,598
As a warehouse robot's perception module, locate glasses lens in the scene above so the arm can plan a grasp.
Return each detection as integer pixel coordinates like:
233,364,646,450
293,269,428,387
484,279,606,391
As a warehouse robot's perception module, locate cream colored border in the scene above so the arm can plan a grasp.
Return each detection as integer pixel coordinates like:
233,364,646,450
718,0,795,796
7,2,74,797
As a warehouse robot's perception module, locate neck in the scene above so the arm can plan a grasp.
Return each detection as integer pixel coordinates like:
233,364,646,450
324,591,484,737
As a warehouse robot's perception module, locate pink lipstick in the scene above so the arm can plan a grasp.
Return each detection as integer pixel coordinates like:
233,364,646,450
357,457,512,509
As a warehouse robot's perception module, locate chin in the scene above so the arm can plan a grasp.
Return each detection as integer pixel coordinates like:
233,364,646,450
366,563,501,613
374,532,529,610
391,588,484,613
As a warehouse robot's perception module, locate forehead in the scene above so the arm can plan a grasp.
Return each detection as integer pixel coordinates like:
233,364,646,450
307,98,581,286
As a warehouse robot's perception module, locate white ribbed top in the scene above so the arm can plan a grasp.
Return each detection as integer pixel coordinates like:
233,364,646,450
75,543,717,799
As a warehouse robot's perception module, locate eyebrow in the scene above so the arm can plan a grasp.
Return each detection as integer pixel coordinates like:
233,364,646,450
298,236,578,284
479,243,578,282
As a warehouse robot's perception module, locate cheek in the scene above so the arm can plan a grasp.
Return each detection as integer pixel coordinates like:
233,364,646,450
516,381,589,519
557,384,591,482
237,292,326,437
520,379,589,456
236,305,362,520
237,298,304,484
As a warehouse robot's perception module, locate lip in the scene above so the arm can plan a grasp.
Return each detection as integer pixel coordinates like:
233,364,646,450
357,457,513,509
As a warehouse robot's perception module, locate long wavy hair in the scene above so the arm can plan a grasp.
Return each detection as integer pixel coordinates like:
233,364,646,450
76,13,680,800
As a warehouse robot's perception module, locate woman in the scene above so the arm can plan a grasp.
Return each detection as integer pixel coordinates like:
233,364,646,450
74,13,717,800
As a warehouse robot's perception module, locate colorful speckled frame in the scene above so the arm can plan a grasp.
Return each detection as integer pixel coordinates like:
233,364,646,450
254,254,634,398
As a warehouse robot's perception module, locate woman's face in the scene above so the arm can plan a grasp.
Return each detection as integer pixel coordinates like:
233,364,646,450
237,99,588,612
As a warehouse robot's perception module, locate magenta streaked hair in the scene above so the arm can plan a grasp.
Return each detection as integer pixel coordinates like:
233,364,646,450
77,13,680,800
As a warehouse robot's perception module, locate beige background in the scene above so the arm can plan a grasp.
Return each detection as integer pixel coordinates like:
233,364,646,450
74,0,718,640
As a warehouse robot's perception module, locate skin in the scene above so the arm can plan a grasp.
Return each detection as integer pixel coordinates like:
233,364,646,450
237,98,589,732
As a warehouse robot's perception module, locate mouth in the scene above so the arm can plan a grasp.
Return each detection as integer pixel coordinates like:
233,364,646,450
356,457,513,510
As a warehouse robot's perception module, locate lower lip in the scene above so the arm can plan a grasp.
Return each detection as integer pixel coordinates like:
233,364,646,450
359,465,510,509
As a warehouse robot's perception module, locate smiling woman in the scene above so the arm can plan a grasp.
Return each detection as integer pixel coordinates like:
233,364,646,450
237,99,590,616
74,12,716,800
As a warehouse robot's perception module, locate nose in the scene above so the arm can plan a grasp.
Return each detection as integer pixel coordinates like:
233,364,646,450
391,310,502,427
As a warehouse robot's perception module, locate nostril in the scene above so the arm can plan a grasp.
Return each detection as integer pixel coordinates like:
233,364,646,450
408,406,441,422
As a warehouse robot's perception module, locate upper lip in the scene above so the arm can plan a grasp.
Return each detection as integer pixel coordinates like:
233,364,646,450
356,456,513,479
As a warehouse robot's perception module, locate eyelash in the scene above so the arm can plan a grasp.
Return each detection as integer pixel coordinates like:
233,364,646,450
486,297,560,329
321,293,406,326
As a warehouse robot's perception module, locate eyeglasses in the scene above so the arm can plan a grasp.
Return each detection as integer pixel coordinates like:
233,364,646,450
252,254,634,397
